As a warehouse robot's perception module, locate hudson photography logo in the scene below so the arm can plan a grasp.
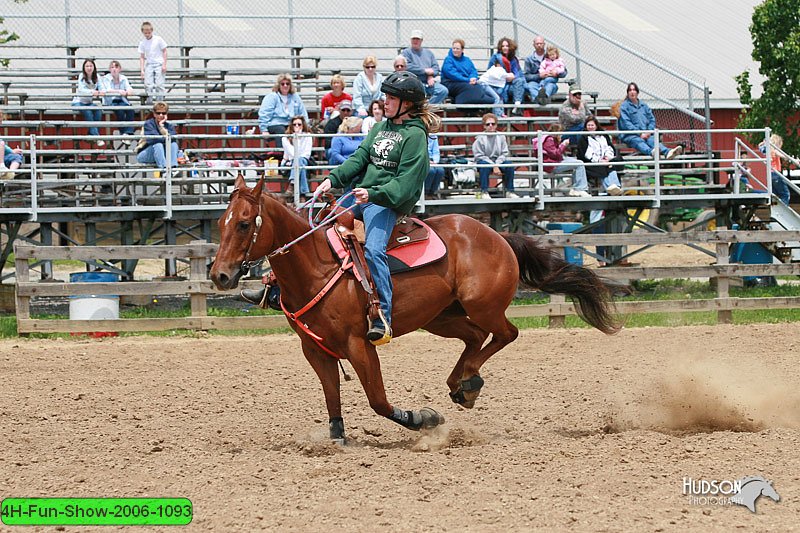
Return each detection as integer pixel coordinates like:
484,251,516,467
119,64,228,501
682,475,780,513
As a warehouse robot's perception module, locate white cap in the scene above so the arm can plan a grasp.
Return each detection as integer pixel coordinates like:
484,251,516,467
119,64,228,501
410,30,424,40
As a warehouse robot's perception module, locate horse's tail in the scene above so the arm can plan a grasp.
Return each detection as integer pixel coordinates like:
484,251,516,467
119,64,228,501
502,232,622,334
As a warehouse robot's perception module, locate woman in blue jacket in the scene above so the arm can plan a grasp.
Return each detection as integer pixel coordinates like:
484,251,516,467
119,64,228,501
618,82,682,159
441,39,499,113
258,73,309,137
136,101,179,171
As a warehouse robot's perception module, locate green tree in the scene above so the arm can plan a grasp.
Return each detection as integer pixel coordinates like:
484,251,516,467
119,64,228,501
0,16,20,67
736,0,800,155
1,2,28,67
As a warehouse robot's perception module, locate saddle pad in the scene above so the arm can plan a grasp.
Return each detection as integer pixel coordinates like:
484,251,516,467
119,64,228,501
326,217,447,274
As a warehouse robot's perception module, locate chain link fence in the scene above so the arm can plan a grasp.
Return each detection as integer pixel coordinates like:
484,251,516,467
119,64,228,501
2,0,710,149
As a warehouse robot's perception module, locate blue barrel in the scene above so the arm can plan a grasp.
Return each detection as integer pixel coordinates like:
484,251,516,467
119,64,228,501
546,222,584,266
69,272,120,320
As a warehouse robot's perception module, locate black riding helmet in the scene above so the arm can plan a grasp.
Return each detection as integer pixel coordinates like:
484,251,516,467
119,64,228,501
381,72,426,104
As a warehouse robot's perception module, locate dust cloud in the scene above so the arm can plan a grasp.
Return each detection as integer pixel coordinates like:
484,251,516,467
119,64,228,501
609,356,800,433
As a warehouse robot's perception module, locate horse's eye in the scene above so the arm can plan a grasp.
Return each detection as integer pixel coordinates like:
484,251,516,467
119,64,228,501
237,221,250,232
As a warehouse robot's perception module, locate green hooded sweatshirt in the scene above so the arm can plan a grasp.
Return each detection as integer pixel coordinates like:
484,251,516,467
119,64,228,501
328,117,429,215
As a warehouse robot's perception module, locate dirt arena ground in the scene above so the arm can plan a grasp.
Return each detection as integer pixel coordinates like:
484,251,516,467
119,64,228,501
1,324,799,532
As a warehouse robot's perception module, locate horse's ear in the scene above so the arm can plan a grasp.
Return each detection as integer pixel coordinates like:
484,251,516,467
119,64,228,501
253,176,265,198
234,173,246,190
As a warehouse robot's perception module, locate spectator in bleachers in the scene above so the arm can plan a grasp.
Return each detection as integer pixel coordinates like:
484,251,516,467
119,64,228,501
479,63,509,117
103,60,136,137
393,55,408,72
136,101,179,172
281,115,313,199
487,37,526,116
524,35,568,105
0,138,23,180
401,30,448,104
558,87,591,146
576,116,623,196
472,113,518,199
352,56,384,117
424,133,444,198
532,124,589,198
71,59,106,147
320,74,352,122
329,116,364,165
138,21,167,103
538,46,566,105
361,100,385,134
618,82,682,160
323,98,353,154
441,38,501,116
258,73,309,138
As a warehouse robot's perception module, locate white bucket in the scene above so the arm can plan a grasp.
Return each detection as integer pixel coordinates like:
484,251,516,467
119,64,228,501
69,272,120,320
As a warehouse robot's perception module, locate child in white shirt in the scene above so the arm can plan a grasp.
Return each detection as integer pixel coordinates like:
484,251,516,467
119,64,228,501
138,21,168,103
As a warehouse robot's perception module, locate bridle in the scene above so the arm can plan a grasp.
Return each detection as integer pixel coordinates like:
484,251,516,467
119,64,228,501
230,188,356,274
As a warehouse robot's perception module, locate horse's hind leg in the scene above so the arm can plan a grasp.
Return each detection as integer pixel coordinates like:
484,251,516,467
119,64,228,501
422,310,490,406
345,340,445,432
433,306,519,408
300,339,345,442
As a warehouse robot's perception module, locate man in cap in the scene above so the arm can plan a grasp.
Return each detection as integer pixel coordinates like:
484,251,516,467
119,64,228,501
323,98,354,155
401,30,449,104
558,87,590,146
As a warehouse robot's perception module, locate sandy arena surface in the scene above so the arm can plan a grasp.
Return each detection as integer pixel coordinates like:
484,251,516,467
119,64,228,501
1,324,799,532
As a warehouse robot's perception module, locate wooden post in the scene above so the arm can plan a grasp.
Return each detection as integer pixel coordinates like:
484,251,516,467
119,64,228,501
548,230,567,328
715,227,732,324
189,240,208,322
13,243,31,336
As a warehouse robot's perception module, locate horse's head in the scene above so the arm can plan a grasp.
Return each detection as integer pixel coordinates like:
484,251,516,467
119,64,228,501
210,174,271,290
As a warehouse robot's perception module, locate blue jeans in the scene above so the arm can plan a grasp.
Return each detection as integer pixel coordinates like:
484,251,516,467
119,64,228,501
602,171,622,191
352,202,398,325
289,157,310,195
622,134,668,157
552,158,588,190
136,142,179,169
425,166,445,195
540,77,559,98
478,159,515,192
72,102,102,136
479,82,504,116
110,101,135,134
771,170,790,205
425,82,449,104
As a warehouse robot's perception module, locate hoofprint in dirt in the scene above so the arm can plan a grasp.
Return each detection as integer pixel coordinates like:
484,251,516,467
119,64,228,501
1,325,798,532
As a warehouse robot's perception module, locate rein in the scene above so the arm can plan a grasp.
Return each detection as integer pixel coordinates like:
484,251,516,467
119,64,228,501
236,190,356,273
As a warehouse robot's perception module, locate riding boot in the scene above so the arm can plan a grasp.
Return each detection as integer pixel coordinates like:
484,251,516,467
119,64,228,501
367,309,392,346
240,285,281,310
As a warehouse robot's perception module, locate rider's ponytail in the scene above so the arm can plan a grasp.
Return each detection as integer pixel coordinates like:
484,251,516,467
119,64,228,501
409,101,441,133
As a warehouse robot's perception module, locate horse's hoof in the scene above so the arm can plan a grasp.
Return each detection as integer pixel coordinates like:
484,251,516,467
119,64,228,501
450,375,484,408
419,407,445,429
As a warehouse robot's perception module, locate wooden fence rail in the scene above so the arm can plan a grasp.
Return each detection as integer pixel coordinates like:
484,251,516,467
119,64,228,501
13,229,800,334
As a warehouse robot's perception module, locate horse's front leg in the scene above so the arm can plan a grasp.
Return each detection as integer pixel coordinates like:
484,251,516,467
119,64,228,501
300,339,345,442
347,340,445,432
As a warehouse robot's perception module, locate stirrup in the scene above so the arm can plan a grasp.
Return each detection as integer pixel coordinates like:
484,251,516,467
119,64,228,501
367,311,392,346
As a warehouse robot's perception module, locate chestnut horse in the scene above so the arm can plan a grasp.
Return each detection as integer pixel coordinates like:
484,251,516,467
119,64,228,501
210,176,619,442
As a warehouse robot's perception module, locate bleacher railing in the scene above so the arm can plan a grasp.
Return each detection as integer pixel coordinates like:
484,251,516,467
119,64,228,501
0,127,779,221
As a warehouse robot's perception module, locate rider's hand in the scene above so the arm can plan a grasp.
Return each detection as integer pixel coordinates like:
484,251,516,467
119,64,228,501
317,178,332,194
353,187,370,204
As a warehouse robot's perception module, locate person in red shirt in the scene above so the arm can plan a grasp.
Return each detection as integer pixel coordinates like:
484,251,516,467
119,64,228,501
320,74,352,121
